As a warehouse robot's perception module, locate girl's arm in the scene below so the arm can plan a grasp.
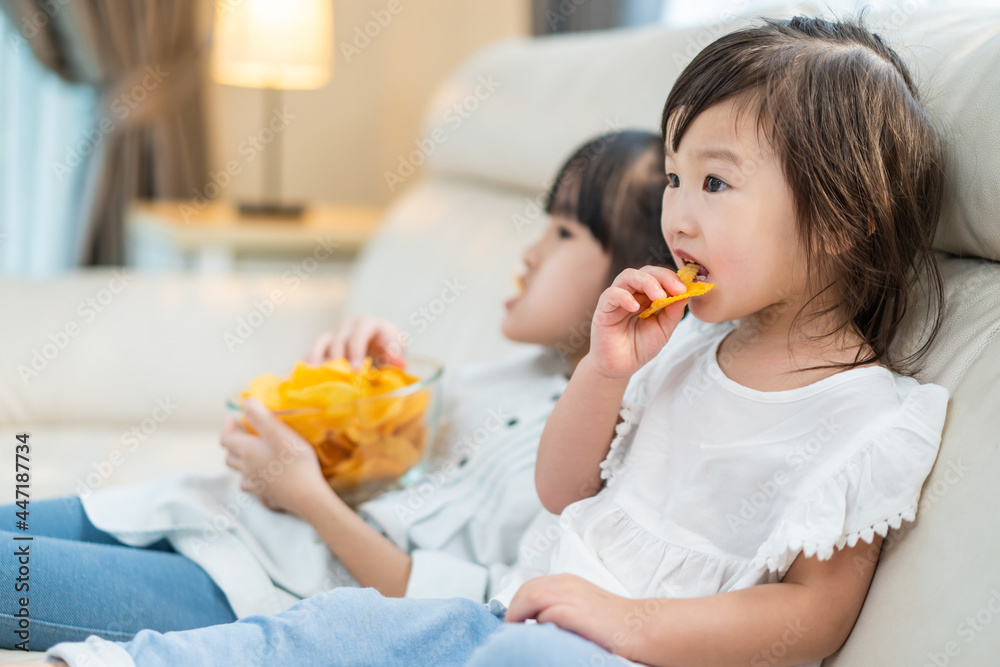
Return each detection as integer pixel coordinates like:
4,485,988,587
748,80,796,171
506,535,884,667
222,400,412,597
535,266,689,514
534,355,629,513
297,489,413,597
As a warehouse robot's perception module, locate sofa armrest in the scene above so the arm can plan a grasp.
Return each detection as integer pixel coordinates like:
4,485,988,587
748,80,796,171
0,270,349,427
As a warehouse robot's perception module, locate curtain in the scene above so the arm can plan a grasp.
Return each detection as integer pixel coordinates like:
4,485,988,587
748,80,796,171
532,0,626,34
0,12,95,276
0,0,209,268
532,0,669,35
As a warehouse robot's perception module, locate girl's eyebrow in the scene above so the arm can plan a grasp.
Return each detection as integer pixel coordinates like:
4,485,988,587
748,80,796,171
695,147,743,168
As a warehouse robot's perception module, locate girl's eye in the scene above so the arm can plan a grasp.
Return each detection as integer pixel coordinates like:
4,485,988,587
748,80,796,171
557,225,573,239
705,176,729,193
666,173,680,188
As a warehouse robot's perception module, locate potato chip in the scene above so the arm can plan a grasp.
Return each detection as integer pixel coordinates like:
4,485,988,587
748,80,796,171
284,380,358,407
639,262,715,319
240,374,284,410
676,261,701,284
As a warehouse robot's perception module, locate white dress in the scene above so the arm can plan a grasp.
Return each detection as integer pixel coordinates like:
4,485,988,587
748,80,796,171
79,346,569,618
493,314,949,667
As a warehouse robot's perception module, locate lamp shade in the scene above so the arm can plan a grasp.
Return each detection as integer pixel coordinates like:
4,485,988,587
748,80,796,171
211,0,333,90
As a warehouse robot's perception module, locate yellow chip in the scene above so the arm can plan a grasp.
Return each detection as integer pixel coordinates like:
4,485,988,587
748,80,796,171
639,282,714,318
241,374,283,410
676,262,701,284
639,262,715,320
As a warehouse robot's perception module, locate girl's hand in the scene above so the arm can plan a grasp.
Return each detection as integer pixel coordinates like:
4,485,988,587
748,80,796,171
220,398,332,517
588,266,689,378
304,314,407,368
505,574,653,661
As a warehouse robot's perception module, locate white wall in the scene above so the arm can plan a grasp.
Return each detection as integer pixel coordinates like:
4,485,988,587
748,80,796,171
204,0,529,209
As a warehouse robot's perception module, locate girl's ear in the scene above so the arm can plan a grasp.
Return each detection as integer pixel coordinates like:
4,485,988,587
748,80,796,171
808,221,860,259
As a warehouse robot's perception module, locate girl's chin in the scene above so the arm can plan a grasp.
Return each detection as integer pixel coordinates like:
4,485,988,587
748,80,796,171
501,314,540,345
687,294,725,322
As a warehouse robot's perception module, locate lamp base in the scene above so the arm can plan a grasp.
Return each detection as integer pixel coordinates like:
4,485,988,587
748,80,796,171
237,201,306,219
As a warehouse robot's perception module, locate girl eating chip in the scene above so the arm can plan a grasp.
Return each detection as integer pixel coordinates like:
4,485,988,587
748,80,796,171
0,130,672,651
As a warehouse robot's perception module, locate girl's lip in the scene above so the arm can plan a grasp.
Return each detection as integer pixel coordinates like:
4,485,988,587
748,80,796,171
674,251,706,271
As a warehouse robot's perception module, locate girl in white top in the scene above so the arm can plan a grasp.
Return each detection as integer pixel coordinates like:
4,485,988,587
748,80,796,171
484,15,951,667
0,130,673,652
35,15,950,667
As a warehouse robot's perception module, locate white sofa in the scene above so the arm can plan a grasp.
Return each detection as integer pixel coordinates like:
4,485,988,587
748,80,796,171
2,3,999,664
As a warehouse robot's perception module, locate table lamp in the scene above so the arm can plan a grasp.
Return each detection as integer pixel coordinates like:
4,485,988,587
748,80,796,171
211,0,333,218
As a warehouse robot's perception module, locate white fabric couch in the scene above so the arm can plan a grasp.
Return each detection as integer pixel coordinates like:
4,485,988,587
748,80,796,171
2,3,999,664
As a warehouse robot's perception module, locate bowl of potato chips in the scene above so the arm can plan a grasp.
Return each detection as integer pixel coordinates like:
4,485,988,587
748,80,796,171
229,357,443,506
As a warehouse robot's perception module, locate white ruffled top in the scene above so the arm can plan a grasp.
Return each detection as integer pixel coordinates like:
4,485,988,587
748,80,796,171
493,315,949,621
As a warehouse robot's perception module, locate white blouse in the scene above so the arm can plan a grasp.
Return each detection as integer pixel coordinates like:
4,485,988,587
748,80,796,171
493,315,949,667
79,346,569,618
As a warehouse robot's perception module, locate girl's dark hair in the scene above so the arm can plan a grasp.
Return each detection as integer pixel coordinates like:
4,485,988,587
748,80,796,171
545,130,674,280
661,15,945,376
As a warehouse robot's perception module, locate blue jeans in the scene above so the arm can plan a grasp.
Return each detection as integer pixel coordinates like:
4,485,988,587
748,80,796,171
46,587,631,667
0,496,236,650
467,622,635,666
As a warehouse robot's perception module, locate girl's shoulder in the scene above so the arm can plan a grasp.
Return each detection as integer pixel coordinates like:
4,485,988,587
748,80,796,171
754,371,950,576
622,315,732,406
444,345,568,396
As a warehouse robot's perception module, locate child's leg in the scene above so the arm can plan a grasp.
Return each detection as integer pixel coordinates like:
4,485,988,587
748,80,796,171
0,496,172,551
0,530,236,650
466,622,635,667
47,588,503,667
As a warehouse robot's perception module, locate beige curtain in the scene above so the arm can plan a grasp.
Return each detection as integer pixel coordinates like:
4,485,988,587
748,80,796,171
0,0,209,265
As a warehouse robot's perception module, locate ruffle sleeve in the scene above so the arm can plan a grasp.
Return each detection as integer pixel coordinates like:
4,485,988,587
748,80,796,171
598,403,641,487
752,382,950,575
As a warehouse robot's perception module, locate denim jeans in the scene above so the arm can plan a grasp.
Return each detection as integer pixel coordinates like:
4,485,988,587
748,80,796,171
0,496,236,650
467,622,635,666
50,587,505,666
47,587,633,667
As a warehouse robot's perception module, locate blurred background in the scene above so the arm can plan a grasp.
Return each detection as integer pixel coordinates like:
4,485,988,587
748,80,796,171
0,0,993,278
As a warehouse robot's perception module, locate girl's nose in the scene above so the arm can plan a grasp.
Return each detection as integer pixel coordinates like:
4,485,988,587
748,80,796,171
523,240,542,269
662,193,698,240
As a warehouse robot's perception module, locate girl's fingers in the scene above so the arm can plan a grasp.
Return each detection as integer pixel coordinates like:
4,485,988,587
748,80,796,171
225,452,242,472
328,320,356,364
642,264,688,294
372,325,405,367
220,429,260,455
611,268,667,303
603,286,640,313
243,398,304,452
347,316,380,369
504,580,558,623
304,331,334,365
611,266,686,300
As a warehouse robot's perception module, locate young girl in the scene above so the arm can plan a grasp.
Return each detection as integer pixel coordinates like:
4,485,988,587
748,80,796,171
0,131,671,652
32,14,950,667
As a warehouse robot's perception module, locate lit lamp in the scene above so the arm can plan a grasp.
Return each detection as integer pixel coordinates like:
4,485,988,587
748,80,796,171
211,0,333,218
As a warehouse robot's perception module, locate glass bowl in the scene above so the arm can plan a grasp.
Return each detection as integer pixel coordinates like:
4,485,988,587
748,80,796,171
228,358,444,506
